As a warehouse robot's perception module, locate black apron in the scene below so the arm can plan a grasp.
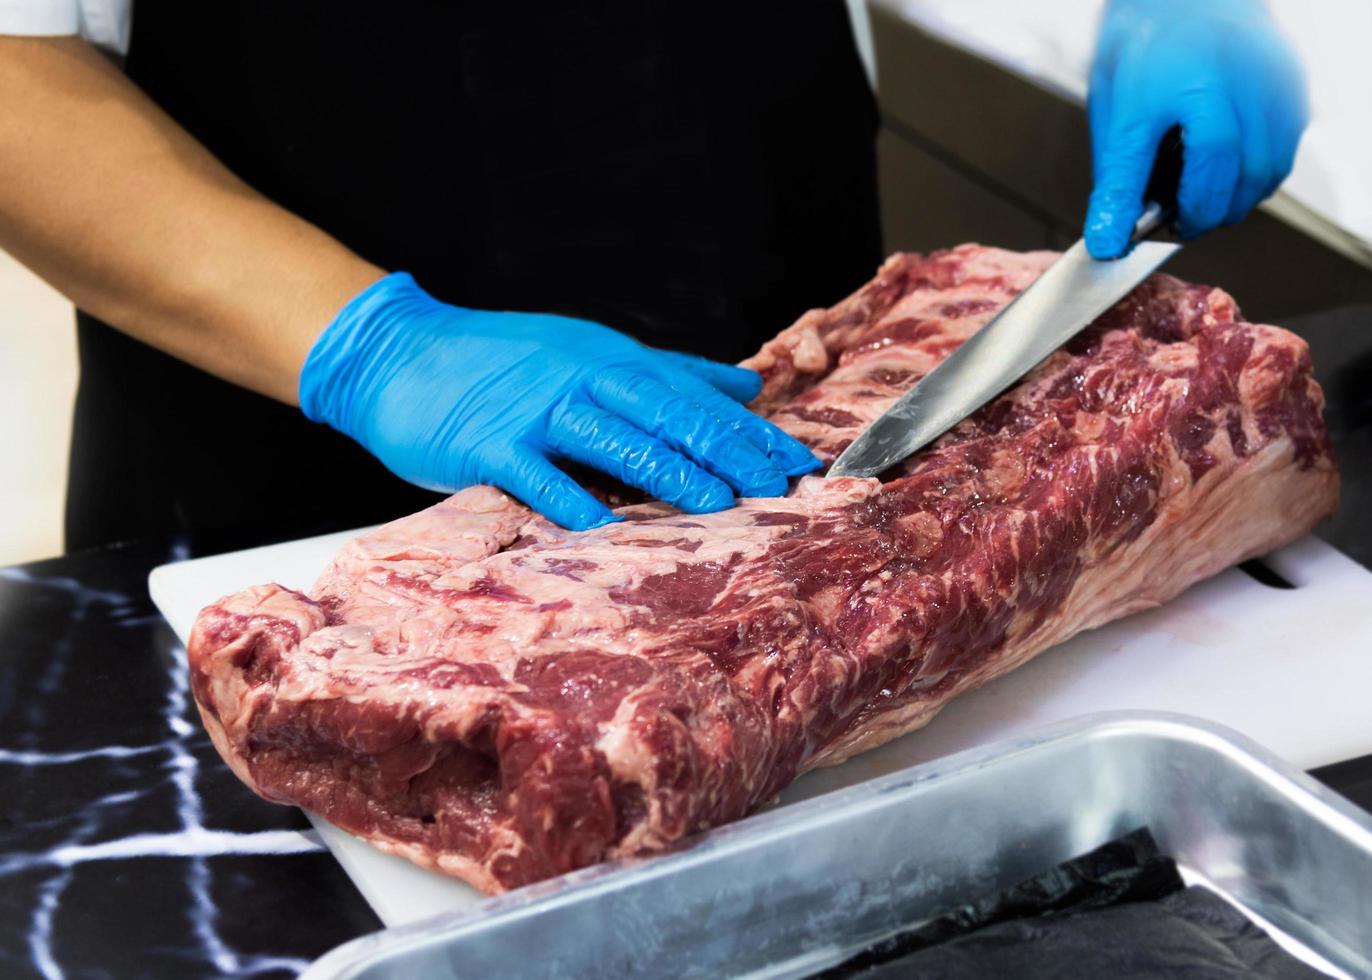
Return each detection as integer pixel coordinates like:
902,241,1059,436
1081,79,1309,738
66,0,881,555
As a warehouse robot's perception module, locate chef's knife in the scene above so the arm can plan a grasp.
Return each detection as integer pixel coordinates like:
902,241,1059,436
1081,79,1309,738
827,136,1184,480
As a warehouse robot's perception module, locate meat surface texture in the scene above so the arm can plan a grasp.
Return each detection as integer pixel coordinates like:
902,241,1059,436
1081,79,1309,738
189,246,1338,893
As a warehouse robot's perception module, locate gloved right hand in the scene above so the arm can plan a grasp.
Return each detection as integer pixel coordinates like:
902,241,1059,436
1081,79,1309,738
299,272,819,530
1084,0,1308,259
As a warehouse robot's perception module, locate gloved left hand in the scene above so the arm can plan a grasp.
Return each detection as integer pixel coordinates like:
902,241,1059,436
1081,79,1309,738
299,273,819,531
1084,0,1308,259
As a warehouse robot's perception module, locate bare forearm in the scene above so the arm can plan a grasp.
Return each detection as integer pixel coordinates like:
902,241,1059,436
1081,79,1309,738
0,36,384,403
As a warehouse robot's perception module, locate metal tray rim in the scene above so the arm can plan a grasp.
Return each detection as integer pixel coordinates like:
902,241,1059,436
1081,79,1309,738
303,710,1372,979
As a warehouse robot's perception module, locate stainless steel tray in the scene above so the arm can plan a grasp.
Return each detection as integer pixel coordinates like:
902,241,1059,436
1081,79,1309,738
303,712,1372,979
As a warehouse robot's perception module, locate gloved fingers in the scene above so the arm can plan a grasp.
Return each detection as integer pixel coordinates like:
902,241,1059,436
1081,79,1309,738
1175,87,1243,238
547,402,735,514
1223,158,1275,228
1265,127,1300,199
588,368,790,496
1086,0,1308,246
1255,82,1307,206
1248,25,1310,172
1226,83,1305,226
667,373,820,477
654,350,764,404
1257,124,1303,210
499,450,620,532
1084,111,1168,260
1086,55,1118,175
1223,95,1275,227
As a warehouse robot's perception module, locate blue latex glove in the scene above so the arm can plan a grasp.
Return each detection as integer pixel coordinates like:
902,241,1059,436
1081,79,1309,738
1085,0,1308,259
299,273,820,530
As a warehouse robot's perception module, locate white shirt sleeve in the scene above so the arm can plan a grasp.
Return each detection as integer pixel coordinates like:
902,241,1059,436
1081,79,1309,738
0,0,131,55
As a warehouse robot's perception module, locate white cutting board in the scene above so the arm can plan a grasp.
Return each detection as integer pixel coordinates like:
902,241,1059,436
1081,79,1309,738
150,532,1372,926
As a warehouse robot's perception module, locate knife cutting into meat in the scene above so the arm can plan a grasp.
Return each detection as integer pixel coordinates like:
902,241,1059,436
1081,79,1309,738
828,133,1186,479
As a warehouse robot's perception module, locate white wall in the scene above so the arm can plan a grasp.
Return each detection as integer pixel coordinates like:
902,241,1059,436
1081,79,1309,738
0,249,76,565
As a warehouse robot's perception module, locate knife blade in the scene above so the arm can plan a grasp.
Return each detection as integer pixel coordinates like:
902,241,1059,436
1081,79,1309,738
827,228,1180,479
829,130,1187,481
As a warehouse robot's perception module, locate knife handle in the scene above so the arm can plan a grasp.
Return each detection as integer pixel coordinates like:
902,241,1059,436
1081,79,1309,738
1132,126,1184,242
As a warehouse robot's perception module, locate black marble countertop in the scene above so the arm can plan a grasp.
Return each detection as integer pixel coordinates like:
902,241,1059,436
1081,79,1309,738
2,306,1368,978
0,541,381,979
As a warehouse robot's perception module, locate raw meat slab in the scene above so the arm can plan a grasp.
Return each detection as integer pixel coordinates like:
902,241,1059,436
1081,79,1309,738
185,246,1339,894
151,531,1372,926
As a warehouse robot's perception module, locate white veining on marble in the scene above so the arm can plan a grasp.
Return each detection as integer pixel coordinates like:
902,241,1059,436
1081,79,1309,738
164,641,315,977
0,828,325,874
189,846,314,978
2,566,145,979
28,870,67,980
3,563,325,977
0,745,164,765
0,566,138,737
23,783,120,980
17,787,155,839
0,566,129,606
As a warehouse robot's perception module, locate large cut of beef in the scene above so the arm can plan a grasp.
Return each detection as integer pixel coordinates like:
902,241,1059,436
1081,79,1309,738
189,246,1338,893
